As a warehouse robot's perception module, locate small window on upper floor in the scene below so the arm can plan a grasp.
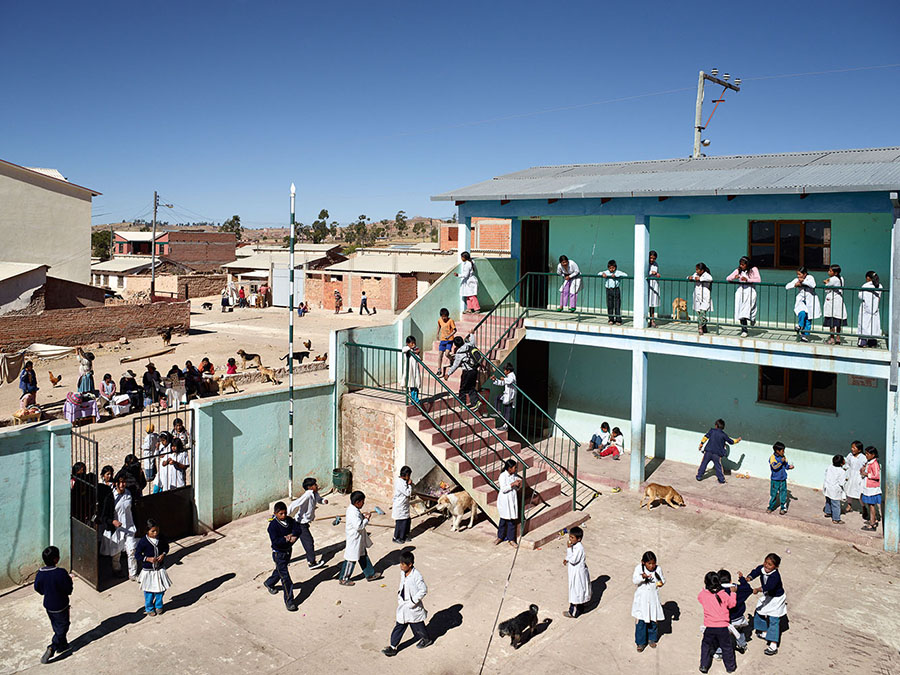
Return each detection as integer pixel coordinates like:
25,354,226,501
758,366,836,411
748,220,830,270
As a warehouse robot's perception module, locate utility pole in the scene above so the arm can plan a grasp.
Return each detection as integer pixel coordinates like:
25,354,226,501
693,69,741,158
288,183,296,500
151,191,158,297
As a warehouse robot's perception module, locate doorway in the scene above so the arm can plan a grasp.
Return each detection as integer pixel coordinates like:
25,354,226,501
519,220,549,309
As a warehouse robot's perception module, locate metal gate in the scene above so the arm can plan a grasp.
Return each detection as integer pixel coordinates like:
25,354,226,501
131,407,196,540
70,428,101,590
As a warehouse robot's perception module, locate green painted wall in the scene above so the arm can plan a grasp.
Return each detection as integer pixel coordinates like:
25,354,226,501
193,384,335,529
476,257,519,308
547,343,886,488
0,421,71,589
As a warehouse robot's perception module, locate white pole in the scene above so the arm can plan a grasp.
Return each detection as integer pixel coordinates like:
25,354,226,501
288,183,296,500
693,70,706,159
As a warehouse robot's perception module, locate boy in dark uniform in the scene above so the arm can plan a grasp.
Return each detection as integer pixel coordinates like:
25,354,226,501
34,546,73,664
264,501,300,611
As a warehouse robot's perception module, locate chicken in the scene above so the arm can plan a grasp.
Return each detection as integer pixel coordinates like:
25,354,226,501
313,353,328,363
303,339,312,351
48,371,62,387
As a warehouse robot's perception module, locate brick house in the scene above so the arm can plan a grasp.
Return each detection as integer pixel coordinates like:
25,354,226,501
112,231,236,271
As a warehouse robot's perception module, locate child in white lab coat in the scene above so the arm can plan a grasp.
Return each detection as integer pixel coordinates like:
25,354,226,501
857,270,883,348
844,440,866,517
648,251,660,327
494,459,521,548
688,263,713,335
339,491,383,586
287,477,328,569
392,466,413,544
141,423,159,484
822,264,847,345
823,455,847,524
382,551,433,656
562,526,591,618
633,550,665,652
785,267,820,343
492,363,517,432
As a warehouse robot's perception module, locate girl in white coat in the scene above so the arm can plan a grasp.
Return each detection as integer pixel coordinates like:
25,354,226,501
857,270,882,348
339,490,383,586
822,264,847,345
457,251,480,313
101,475,138,579
382,551,433,656
562,526,591,618
785,266,821,343
725,256,761,338
633,550,666,652
392,466,413,544
401,336,422,404
844,440,867,516
648,251,660,327
557,255,583,312
494,459,521,548
688,263,713,335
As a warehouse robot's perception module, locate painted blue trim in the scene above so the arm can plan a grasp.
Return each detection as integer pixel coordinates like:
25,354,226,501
458,192,893,221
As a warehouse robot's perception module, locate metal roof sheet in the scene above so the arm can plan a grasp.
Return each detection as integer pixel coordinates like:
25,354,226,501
432,146,900,201
90,257,155,273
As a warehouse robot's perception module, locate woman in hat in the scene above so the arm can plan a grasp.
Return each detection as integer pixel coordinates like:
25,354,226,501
76,347,95,394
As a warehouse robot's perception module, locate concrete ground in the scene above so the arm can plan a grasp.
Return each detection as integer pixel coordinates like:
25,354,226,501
1,491,898,675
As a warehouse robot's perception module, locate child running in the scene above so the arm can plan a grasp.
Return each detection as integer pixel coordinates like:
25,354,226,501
632,550,665,652
744,552,787,656
698,571,737,673
562,526,591,618
287,478,328,569
135,519,172,617
823,455,847,525
34,546,73,664
861,446,882,531
844,440,867,518
382,551,433,656
766,442,793,515
264,501,300,611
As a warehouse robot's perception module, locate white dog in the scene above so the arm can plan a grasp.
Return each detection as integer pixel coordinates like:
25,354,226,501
436,492,478,531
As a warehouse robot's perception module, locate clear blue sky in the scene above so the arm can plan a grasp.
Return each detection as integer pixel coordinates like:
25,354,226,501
2,0,898,227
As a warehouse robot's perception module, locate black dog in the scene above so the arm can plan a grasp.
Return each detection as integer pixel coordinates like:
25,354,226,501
498,604,539,649
201,302,213,311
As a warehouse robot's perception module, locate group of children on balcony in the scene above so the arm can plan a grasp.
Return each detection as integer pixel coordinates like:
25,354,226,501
557,253,884,345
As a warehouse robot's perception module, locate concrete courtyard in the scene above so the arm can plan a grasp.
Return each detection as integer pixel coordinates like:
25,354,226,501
1,491,898,675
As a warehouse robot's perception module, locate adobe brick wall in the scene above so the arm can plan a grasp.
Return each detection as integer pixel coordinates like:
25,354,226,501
44,276,106,309
396,274,417,311
0,300,191,351
305,274,324,308
122,274,179,298
340,393,405,504
178,274,227,300
166,232,236,270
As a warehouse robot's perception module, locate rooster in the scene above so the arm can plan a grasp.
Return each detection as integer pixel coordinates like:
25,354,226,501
313,353,328,363
303,339,312,351
48,371,62,387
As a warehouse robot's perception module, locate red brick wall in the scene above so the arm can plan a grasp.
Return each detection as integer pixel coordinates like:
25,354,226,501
305,274,324,308
340,396,398,503
473,217,511,252
166,232,236,271
396,274,417,310
346,275,394,312
0,301,191,351
440,224,459,251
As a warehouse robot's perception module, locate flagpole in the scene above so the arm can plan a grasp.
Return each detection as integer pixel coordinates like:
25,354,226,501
288,182,296,500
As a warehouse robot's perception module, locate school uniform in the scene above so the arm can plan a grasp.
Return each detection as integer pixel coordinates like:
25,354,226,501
695,428,734,483
590,428,610,450
747,564,787,648
288,489,325,566
857,281,882,346
340,504,376,581
823,464,847,522
264,515,299,607
459,259,480,311
844,452,867,512
360,292,371,314
141,431,159,483
823,276,847,328
768,453,792,512
393,477,413,542
389,567,431,648
100,488,138,578
691,271,714,327
496,470,520,542
723,578,753,651
135,535,172,614
400,346,422,403
726,267,761,328
156,447,189,492
557,261,582,309
34,565,73,656
785,276,821,339
698,588,737,672
565,541,591,617
647,262,660,309
601,269,628,323
599,434,624,459
861,459,882,509
632,564,665,647
492,371,517,428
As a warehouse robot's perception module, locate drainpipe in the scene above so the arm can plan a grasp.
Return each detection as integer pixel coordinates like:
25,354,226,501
885,192,900,552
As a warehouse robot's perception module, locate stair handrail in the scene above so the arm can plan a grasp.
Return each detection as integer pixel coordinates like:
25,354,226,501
468,275,528,359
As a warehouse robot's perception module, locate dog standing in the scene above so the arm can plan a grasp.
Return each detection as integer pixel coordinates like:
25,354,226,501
160,327,172,347
436,492,478,531
672,298,689,321
639,483,686,509
236,349,262,369
213,374,240,394
498,604,540,649
259,365,281,385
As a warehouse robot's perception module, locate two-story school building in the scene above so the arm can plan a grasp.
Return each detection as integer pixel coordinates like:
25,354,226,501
433,146,900,551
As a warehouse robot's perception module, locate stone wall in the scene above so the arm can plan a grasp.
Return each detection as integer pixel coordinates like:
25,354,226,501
179,274,227,300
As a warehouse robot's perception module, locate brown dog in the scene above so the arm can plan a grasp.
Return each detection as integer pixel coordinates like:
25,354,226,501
672,297,689,321
236,349,262,369
259,365,281,385
640,483,686,509
436,492,478,531
214,374,239,394
160,327,172,346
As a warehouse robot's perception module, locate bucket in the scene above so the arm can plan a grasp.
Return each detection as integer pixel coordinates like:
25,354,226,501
332,467,352,494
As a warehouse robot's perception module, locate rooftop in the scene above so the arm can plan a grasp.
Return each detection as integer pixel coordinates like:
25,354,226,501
0,158,101,196
90,257,155,273
325,253,456,275
0,262,49,284
432,146,900,201
114,231,159,241
235,243,341,258
223,251,328,270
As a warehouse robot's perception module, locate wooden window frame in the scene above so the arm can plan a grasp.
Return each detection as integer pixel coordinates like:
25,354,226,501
757,366,836,411
747,219,831,270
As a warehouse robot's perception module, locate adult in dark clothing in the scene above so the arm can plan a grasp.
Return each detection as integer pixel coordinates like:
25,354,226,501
183,360,202,399
70,462,97,524
142,363,163,403
34,546,73,664
263,501,300,612
119,454,147,499
696,419,741,483
444,333,481,408
19,360,38,408
119,369,143,411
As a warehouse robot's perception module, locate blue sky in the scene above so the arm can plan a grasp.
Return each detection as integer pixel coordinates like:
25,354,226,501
2,0,898,227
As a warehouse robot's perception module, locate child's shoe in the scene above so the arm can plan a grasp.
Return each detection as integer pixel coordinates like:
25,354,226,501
557,306,564,312
416,638,434,649
562,610,575,618
308,560,326,570
40,647,54,664
764,643,778,656
382,646,398,657
779,509,787,515
755,630,765,639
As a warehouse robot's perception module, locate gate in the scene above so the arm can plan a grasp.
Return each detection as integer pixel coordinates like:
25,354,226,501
70,428,101,589
131,407,196,540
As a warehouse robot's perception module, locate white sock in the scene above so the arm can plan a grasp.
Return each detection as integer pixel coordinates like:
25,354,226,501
767,642,777,650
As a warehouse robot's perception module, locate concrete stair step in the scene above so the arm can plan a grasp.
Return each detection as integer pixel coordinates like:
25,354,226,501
521,505,591,548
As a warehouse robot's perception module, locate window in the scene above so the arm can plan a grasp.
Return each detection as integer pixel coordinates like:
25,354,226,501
748,220,830,270
758,366,836,411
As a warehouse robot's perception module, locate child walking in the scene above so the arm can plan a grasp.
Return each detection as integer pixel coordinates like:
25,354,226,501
785,267,820,342
857,270,883,347
264,501,300,611
647,251,660,328
823,455,847,525
697,571,737,673
402,336,422,404
494,459,521,547
632,551,665,652
436,308,457,377
287,478,328,570
393,466,413,544
861,446,882,531
562,526,591,618
844,440,866,517
34,546,73,664
135,519,171,617
822,264,847,344
766,442,794,515
557,255,583,312
600,259,627,324
744,553,787,656
688,263,713,335
340,491,383,585
382,551,433,656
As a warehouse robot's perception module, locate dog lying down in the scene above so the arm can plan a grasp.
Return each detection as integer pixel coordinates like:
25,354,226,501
498,604,545,649
640,483,686,509
435,492,478,531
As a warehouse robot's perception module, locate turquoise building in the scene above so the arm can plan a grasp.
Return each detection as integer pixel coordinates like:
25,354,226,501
433,147,900,552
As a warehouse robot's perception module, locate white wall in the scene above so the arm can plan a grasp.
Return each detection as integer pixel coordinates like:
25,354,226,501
0,269,45,315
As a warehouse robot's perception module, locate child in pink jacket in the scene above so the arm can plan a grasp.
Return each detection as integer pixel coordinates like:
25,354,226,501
698,571,737,673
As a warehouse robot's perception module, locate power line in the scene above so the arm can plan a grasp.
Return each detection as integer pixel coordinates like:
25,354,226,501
743,62,900,82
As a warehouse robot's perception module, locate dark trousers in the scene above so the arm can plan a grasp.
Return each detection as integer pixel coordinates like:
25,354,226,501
459,369,479,406
696,452,726,483
700,627,736,671
390,621,429,648
47,607,70,651
495,396,513,426
497,518,517,542
606,287,622,322
394,518,411,541
297,522,316,565
264,550,294,605
340,554,375,581
360,300,370,315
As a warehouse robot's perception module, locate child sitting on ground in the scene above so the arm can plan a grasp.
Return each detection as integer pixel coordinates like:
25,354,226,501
562,526,591,618
766,442,793,515
597,426,624,460
823,454,847,525
587,421,610,453
34,546,73,664
226,357,238,375
743,552,787,656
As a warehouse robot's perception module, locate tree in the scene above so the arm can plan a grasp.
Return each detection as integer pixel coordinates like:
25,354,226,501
429,225,439,242
91,230,112,261
348,214,374,248
449,212,458,224
329,221,339,239
413,221,426,239
308,209,330,244
394,210,407,236
220,215,243,241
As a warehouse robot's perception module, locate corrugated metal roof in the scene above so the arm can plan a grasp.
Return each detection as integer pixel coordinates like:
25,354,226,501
223,251,326,270
90,257,155,273
25,167,66,181
115,231,159,241
432,146,900,201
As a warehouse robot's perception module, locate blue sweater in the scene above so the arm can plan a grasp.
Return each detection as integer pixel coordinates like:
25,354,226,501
267,516,299,552
728,577,754,620
135,536,170,570
747,564,784,598
769,454,790,481
34,566,73,612
702,428,734,457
